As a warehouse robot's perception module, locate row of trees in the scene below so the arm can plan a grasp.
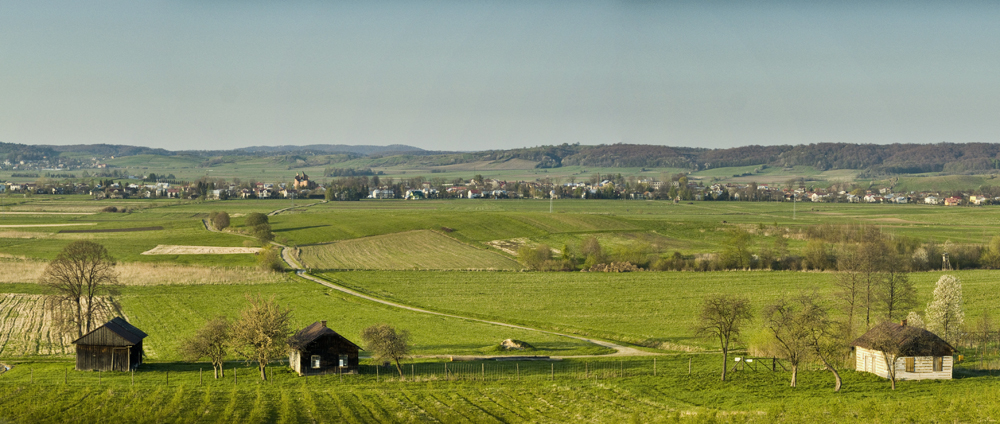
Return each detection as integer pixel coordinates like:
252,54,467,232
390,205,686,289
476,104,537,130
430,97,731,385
697,274,965,390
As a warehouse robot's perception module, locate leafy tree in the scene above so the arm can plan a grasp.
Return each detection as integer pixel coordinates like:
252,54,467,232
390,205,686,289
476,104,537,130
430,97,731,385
925,275,964,342
257,244,283,272
803,239,831,270
246,212,268,228
694,295,753,382
180,316,230,379
517,244,552,270
230,294,293,381
360,324,411,378
40,241,121,338
720,229,753,269
580,237,606,267
979,235,1000,268
212,211,230,231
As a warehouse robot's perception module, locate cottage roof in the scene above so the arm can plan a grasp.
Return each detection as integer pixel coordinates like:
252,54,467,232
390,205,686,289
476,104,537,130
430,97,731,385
72,317,147,346
851,322,955,357
288,321,361,351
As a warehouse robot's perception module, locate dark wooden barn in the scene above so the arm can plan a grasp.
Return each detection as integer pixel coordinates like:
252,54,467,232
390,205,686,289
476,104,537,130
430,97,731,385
71,317,147,372
288,321,361,375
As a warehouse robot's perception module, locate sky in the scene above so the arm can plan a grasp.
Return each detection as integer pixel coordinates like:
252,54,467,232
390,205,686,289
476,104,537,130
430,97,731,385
1,1,999,152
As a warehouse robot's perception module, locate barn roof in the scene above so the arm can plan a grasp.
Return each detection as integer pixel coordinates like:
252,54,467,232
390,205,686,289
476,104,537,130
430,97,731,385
72,317,147,346
852,322,955,357
288,321,361,350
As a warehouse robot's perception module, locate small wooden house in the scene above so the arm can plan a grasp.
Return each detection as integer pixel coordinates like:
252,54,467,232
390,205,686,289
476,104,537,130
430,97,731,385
288,321,361,375
72,317,147,372
851,321,956,380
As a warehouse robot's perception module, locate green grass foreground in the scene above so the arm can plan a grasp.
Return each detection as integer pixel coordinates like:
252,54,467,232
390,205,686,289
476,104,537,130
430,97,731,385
1,356,997,423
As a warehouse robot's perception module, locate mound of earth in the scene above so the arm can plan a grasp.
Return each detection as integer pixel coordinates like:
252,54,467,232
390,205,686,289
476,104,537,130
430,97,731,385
500,339,535,351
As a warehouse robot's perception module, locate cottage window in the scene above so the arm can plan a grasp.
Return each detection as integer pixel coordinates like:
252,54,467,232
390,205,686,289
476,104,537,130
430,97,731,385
933,357,943,372
311,355,321,369
339,354,348,367
904,357,915,372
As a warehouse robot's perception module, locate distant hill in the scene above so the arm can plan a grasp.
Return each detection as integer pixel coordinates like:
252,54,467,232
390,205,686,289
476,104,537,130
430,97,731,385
234,144,426,156
5,140,1000,177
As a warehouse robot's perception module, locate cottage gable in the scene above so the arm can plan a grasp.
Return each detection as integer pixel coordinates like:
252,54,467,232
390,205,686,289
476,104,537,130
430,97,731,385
851,322,955,357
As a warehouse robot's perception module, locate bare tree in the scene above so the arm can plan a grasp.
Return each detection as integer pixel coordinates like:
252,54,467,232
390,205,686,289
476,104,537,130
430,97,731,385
862,321,938,390
360,324,411,378
694,295,753,382
40,241,120,338
763,294,842,391
230,294,293,381
876,259,917,322
181,316,230,379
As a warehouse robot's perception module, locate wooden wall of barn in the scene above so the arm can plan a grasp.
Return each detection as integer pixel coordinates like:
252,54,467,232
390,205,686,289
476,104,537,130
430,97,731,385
75,343,141,372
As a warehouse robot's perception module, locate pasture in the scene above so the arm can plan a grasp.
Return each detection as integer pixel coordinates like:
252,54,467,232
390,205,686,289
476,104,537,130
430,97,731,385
1,354,999,423
3,197,1000,421
299,230,522,270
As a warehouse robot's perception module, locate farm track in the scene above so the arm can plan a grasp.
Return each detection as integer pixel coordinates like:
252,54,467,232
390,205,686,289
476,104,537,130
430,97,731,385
267,200,327,216
291,270,652,358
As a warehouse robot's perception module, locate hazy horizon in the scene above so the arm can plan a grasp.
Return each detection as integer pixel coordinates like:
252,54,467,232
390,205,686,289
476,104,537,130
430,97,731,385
2,1,999,152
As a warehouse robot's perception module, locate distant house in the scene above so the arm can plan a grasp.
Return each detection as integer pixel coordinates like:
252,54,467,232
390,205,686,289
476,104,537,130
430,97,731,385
944,197,962,206
851,321,955,381
288,321,361,375
72,317,147,372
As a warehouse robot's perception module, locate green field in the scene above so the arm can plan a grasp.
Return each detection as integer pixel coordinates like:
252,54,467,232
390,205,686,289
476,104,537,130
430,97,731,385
3,197,1000,422
319,270,1000,350
300,230,522,270
1,355,999,423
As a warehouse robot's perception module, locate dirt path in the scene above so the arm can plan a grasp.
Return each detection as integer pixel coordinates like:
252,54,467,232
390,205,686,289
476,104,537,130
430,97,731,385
293,270,653,358
268,200,327,216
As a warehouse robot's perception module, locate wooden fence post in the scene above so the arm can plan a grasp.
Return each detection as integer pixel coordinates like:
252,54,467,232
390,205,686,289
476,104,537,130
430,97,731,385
516,364,519,381
654,358,657,376
688,357,692,375
30,368,33,384
411,364,414,381
551,363,554,381
99,370,101,384
200,368,203,385
131,370,134,386
234,367,237,385
482,363,485,381
376,365,379,383
585,362,588,379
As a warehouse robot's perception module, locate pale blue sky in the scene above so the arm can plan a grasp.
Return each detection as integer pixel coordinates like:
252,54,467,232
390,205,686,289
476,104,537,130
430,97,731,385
1,1,998,151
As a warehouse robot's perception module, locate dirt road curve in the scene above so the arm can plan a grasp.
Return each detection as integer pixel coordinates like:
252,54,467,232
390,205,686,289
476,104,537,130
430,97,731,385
292,270,652,357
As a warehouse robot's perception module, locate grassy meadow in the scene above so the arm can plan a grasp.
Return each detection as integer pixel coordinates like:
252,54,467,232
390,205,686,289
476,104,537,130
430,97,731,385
3,196,1000,421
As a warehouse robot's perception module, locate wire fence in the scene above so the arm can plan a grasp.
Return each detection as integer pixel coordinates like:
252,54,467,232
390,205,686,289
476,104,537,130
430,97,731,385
0,356,723,388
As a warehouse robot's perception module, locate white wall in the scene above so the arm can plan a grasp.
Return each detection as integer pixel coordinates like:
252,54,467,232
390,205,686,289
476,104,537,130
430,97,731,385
855,347,952,380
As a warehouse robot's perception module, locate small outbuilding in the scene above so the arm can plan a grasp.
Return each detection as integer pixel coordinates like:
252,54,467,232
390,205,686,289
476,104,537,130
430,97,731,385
851,321,956,380
288,321,361,375
72,317,147,372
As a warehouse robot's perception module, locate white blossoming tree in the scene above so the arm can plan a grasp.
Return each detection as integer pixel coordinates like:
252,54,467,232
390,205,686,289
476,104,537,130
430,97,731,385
925,275,964,342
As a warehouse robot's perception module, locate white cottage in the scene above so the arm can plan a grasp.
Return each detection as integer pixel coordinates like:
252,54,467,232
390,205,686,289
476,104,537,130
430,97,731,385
851,321,955,381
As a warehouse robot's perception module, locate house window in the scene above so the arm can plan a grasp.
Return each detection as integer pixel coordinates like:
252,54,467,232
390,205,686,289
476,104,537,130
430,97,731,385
311,355,321,369
934,357,943,372
339,354,348,367
904,357,915,372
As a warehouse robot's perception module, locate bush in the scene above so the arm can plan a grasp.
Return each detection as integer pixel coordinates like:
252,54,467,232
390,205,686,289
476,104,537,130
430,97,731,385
257,245,283,272
211,211,230,231
100,206,118,213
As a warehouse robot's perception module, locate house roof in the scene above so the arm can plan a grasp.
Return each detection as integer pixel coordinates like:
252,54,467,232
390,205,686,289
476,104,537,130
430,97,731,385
288,321,361,350
851,322,955,357
72,317,147,346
